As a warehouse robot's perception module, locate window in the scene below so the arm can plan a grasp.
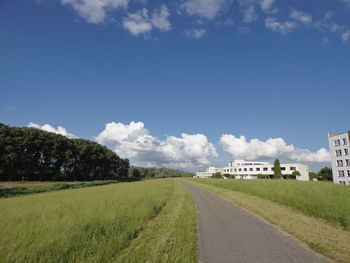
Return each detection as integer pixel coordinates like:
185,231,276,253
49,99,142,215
271,168,274,171
290,167,296,171
234,168,237,172
346,159,350,166
344,149,349,155
343,138,347,145
335,150,342,157
334,140,341,146
244,168,247,171
263,167,268,171
256,168,261,171
281,167,286,171
347,170,350,177
337,160,344,167
340,181,346,185
338,170,345,177
249,168,253,171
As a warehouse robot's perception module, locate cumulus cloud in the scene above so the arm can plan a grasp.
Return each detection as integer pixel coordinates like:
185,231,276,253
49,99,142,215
123,5,171,36
60,0,129,24
27,122,77,139
181,0,229,19
289,9,312,24
95,121,217,169
220,134,330,163
265,17,296,34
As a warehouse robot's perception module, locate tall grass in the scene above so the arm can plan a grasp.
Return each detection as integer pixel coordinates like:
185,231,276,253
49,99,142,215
187,178,350,230
0,179,174,262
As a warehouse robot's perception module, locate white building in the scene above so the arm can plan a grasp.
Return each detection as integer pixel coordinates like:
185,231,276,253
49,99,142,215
195,160,309,181
328,131,350,185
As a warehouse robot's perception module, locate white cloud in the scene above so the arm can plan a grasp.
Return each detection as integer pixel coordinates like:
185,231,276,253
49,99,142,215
239,0,275,23
151,4,171,31
220,134,330,163
265,17,296,34
341,30,350,42
290,9,312,24
185,28,207,38
181,0,229,19
27,122,77,139
259,0,275,12
60,0,129,24
123,5,171,36
95,121,217,169
242,5,258,23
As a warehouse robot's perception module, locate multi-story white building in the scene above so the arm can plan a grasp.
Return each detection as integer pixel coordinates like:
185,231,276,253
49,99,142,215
195,160,309,181
328,131,350,185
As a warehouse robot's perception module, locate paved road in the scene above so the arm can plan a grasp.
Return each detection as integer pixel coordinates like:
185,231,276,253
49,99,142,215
178,180,329,263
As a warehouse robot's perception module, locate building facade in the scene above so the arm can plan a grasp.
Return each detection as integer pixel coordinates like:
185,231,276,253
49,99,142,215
195,160,309,181
328,131,350,185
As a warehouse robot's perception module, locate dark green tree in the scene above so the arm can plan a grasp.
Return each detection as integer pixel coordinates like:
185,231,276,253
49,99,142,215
211,172,222,179
273,159,282,179
318,167,333,181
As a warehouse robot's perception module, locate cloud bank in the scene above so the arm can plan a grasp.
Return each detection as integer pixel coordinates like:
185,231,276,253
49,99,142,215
220,134,330,163
27,121,331,169
95,121,217,169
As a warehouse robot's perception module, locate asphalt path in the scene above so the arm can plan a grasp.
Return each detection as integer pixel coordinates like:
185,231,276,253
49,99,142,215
178,180,330,263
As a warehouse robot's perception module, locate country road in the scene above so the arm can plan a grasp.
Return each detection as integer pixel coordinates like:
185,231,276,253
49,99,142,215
178,180,330,263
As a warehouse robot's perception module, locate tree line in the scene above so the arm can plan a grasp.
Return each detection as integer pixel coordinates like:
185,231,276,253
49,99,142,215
0,123,194,181
0,123,130,181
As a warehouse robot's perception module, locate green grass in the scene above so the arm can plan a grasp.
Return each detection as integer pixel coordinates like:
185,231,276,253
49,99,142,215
185,178,350,230
0,179,197,262
0,180,126,198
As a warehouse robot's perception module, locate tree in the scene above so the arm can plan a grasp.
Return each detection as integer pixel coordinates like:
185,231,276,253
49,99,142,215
291,170,300,179
212,172,222,179
318,167,333,181
273,159,282,179
309,172,318,181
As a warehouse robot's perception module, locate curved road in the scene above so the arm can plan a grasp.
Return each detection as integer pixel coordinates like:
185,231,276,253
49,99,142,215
179,180,330,263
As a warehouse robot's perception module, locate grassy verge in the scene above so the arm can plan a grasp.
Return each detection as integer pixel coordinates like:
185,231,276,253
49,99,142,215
113,179,197,263
0,180,136,198
185,179,350,263
185,178,350,230
0,179,174,262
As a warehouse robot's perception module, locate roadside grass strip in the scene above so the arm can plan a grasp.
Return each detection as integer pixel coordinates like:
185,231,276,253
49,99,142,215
0,179,175,262
113,179,197,263
185,179,350,263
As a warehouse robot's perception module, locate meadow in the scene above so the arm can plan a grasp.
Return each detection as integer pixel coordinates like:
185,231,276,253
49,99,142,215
0,179,196,263
0,180,122,197
186,178,350,230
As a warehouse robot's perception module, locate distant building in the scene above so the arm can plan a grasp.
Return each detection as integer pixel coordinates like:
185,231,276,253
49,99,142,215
328,131,350,185
195,160,309,181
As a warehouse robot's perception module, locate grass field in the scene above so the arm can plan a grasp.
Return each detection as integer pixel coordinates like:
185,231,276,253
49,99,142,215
186,178,350,230
0,180,123,197
0,179,197,263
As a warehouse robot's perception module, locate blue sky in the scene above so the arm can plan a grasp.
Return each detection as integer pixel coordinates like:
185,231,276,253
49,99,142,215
1,0,350,171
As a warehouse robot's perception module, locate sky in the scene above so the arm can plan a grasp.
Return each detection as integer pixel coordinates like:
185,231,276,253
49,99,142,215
1,0,350,172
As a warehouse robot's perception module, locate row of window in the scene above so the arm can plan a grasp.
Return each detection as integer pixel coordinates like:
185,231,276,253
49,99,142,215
334,138,348,147
223,167,297,173
336,159,350,167
338,170,350,177
335,148,349,157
